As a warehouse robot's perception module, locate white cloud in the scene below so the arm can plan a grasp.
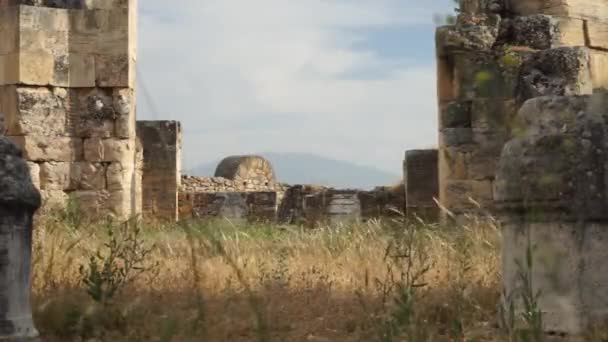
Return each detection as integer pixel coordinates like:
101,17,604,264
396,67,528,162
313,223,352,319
137,0,451,175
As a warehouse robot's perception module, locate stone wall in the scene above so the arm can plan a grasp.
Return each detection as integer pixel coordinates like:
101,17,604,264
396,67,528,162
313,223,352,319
178,191,278,223
181,175,290,193
404,149,439,221
0,0,138,219
436,0,608,218
137,120,181,221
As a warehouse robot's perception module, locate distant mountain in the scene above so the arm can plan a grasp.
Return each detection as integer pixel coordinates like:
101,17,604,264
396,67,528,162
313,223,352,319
187,152,401,190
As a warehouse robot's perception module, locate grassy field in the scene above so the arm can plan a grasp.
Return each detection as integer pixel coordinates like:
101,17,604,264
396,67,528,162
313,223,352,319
29,210,548,341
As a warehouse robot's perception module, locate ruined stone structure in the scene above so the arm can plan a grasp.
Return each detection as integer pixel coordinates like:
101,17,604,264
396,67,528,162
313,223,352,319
0,0,138,219
403,149,439,220
0,137,41,340
496,94,608,335
437,0,608,335
435,0,608,218
137,120,181,221
214,155,276,189
179,191,278,223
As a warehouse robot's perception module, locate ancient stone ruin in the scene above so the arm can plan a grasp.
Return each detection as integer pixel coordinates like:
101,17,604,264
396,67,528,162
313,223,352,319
0,137,41,340
436,0,608,218
438,0,608,335
496,94,608,334
0,0,138,220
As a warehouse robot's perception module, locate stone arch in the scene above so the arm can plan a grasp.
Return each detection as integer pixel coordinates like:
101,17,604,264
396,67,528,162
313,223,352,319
214,155,276,187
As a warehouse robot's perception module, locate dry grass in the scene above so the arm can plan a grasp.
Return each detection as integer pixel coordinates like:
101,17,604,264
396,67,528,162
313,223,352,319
31,211,506,341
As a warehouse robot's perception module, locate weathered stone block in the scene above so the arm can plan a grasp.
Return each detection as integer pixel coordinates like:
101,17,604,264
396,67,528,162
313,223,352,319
39,189,68,210
440,128,473,147
53,53,95,87
1,86,67,136
519,47,593,101
40,161,105,191
440,179,493,210
19,28,68,55
40,161,70,190
71,161,105,190
404,149,439,221
16,53,55,85
499,15,585,49
439,147,469,180
84,138,134,163
508,0,608,22
436,54,456,102
19,5,70,31
9,135,83,162
106,161,132,191
471,99,517,133
95,54,131,87
439,100,471,129
69,190,109,217
107,189,131,219
589,50,608,91
586,21,608,50
453,51,519,100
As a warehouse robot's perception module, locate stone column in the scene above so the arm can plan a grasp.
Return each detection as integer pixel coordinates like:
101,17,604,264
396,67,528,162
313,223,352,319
136,121,182,221
0,137,41,340
495,93,608,335
404,149,439,221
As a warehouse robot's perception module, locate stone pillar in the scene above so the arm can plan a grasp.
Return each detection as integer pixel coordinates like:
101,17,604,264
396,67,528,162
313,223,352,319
435,0,608,220
404,149,439,221
0,0,139,220
136,121,181,221
495,94,608,335
0,137,41,340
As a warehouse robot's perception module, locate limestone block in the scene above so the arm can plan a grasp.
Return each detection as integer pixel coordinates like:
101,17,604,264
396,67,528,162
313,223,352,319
107,189,131,219
71,162,105,190
500,15,585,49
39,189,68,211
508,0,608,22
84,138,134,163
68,88,117,138
2,86,67,136
441,179,493,210
495,95,608,217
69,190,109,217
439,147,469,180
404,150,439,221
470,99,517,134
40,161,106,191
519,47,592,101
589,50,608,91
439,128,473,147
95,54,131,87
113,88,135,138
453,52,518,100
84,0,129,10
435,17,500,55
586,21,608,50
67,31,97,54
53,53,96,87
69,8,109,35
19,29,68,55
19,5,70,31
39,161,70,190
0,25,18,55
436,54,455,103
106,161,133,190
8,135,83,162
0,52,56,86
26,161,40,189
439,101,471,129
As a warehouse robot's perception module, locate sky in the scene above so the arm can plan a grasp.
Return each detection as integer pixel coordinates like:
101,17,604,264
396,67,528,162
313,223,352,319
137,0,456,175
